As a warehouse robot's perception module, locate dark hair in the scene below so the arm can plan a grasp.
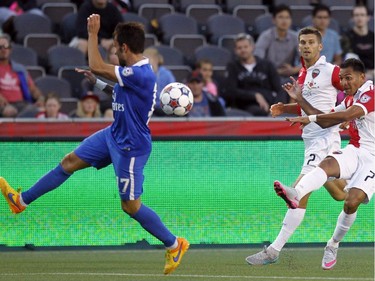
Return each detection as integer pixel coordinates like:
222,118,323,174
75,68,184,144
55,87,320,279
195,59,213,69
313,4,331,17
352,4,369,16
114,22,145,54
272,4,292,18
45,93,61,105
298,27,322,43
341,58,366,74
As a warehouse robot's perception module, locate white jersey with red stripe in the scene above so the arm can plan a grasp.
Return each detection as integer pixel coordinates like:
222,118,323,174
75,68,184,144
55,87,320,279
334,95,360,147
298,56,342,139
349,81,374,155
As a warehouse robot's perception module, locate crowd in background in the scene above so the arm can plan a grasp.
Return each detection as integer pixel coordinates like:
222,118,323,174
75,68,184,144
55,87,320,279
0,0,373,119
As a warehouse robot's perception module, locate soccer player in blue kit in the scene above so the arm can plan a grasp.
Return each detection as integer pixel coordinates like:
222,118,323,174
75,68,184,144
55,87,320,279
0,14,189,275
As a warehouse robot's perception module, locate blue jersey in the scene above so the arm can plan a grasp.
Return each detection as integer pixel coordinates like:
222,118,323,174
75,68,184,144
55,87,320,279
111,58,157,156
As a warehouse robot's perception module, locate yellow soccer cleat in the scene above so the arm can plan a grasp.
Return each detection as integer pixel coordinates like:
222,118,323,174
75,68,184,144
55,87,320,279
0,177,26,214
163,237,189,275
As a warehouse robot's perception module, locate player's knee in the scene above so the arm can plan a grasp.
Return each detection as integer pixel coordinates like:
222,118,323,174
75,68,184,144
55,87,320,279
344,197,360,213
61,153,78,174
319,157,339,178
121,200,141,216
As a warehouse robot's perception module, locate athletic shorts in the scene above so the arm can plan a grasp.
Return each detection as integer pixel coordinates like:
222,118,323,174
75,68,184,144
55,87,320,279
301,133,341,175
329,144,374,204
74,127,150,201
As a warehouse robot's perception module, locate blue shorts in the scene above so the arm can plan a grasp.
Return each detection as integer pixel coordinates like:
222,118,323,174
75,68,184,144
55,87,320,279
74,127,150,201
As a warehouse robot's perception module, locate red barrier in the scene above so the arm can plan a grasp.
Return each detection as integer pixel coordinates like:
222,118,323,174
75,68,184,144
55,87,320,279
0,118,349,138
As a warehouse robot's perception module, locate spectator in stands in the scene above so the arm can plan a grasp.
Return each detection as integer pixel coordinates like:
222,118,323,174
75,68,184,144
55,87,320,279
224,33,287,116
0,0,43,40
186,70,226,117
71,0,123,55
254,4,300,84
195,59,218,97
0,33,44,118
70,92,102,118
143,47,176,116
311,4,342,65
341,5,374,80
36,93,69,120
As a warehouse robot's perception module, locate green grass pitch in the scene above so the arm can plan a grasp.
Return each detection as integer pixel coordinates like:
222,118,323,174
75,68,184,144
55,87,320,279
0,247,373,281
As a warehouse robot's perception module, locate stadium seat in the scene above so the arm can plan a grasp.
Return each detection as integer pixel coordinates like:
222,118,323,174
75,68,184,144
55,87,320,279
233,5,269,34
60,97,78,115
145,33,159,48
206,14,246,44
185,4,222,34
253,13,273,36
58,66,88,98
331,6,354,32
324,0,356,6
24,33,61,68
122,12,150,32
60,12,77,44
225,0,263,13
194,45,232,67
170,34,206,64
26,66,46,80
35,75,72,98
218,35,237,58
138,3,175,23
36,0,70,7
178,0,216,12
290,5,314,29
13,13,52,44
132,0,170,12
10,44,38,66
41,2,77,34
154,45,185,65
165,65,192,83
273,0,311,6
47,45,87,75
158,13,199,44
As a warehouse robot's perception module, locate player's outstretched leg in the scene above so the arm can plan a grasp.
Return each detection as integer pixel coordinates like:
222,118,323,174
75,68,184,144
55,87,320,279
322,244,338,270
164,237,190,275
274,180,299,209
0,177,26,214
246,245,279,265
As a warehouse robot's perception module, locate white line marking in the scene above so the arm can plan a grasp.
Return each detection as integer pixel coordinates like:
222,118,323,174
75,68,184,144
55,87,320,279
0,273,372,280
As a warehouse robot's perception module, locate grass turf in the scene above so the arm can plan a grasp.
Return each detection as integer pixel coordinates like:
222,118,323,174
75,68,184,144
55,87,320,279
0,247,373,281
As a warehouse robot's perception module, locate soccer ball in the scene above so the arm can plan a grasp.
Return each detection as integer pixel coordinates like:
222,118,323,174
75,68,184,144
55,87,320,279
160,82,194,116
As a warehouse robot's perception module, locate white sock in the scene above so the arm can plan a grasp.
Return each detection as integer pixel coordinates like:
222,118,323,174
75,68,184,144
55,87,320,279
19,193,28,207
270,208,306,251
328,210,357,247
166,238,178,250
295,167,328,199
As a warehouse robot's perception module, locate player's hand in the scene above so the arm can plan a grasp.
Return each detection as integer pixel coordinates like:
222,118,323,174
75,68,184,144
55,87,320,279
75,68,97,84
339,121,350,131
286,116,310,128
282,77,302,101
270,102,284,117
87,14,100,36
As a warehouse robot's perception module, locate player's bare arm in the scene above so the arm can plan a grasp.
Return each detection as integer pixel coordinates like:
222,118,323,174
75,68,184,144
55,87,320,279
87,14,117,82
287,105,365,128
282,76,324,115
270,102,299,117
75,68,114,96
